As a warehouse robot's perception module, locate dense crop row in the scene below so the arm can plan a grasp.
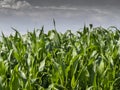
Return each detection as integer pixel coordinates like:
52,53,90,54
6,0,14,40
0,25,120,90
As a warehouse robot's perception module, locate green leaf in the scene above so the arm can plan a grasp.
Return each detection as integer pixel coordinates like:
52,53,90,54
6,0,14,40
39,59,46,72
98,60,104,74
71,75,76,89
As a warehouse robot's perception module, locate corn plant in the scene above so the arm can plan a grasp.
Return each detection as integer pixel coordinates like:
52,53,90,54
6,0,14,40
0,25,120,90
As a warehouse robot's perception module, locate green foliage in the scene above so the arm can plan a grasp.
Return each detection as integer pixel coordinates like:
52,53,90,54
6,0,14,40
0,25,120,90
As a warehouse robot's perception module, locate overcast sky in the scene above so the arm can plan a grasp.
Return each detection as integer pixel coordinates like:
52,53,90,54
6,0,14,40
0,0,120,35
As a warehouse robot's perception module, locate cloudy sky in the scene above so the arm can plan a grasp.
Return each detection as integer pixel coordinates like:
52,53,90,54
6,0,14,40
0,0,120,35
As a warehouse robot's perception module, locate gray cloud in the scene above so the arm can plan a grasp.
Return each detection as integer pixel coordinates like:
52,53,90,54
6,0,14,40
0,6,120,28
0,0,31,9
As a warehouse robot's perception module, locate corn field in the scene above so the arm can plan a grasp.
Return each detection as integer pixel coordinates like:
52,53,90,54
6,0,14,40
0,25,120,90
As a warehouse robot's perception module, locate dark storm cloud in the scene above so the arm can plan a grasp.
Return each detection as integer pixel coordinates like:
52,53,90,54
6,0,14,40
0,0,120,9
26,0,120,7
